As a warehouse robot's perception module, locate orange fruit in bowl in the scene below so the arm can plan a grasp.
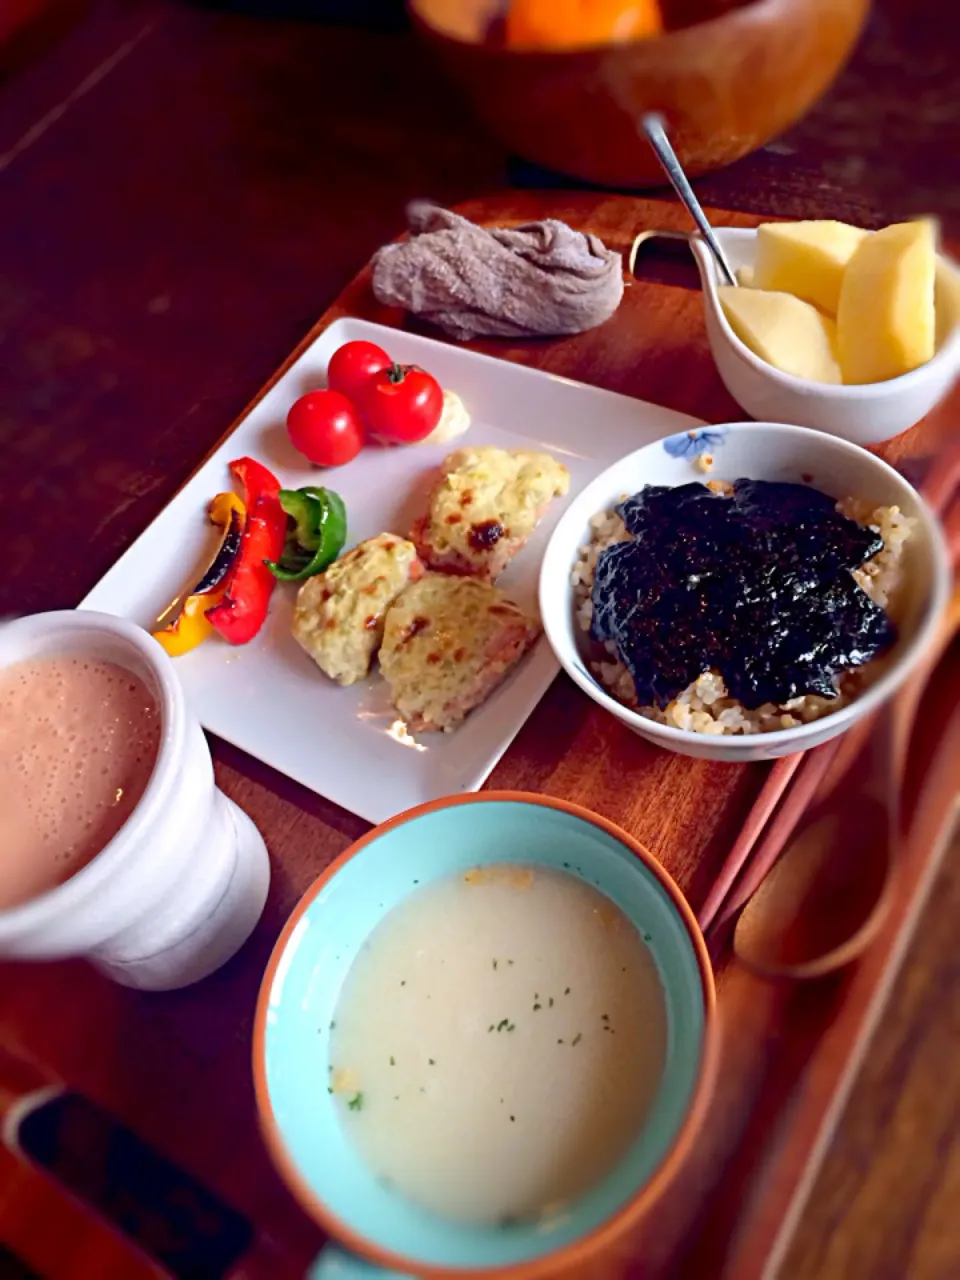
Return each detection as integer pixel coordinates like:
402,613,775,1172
504,0,664,50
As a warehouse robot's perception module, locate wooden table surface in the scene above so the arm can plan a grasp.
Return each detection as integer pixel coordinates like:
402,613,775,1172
1,2,958,1277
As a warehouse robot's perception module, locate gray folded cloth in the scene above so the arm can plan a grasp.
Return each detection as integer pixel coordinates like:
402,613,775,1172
371,202,624,341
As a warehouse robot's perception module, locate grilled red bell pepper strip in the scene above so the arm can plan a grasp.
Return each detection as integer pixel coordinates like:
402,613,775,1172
206,457,286,645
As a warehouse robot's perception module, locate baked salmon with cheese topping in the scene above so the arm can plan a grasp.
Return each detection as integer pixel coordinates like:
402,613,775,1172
411,445,570,581
293,534,422,686
379,573,540,732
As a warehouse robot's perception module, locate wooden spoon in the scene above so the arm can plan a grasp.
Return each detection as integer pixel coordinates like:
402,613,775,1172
732,707,896,980
733,585,960,980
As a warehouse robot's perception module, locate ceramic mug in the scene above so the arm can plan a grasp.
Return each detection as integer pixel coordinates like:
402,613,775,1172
254,793,717,1279
0,610,270,991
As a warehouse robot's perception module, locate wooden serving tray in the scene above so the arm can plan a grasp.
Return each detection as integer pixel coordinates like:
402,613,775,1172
0,194,957,1280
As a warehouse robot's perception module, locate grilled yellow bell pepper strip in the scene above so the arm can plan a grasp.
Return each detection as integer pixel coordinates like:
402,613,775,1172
152,492,246,657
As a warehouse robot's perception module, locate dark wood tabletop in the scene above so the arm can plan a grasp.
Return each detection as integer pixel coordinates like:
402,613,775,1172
1,2,959,1277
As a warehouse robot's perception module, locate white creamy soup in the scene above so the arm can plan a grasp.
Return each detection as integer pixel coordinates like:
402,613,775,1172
329,864,667,1225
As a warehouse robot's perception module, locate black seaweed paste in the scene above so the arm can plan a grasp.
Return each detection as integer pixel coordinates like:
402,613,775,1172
590,480,896,710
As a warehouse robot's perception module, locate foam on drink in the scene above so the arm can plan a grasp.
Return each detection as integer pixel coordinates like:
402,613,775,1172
0,655,160,909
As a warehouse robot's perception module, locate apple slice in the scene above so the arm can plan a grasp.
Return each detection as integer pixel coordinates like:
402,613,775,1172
836,219,937,385
753,220,867,316
719,286,842,384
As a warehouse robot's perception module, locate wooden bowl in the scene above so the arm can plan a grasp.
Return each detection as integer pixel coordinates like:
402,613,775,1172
408,0,870,187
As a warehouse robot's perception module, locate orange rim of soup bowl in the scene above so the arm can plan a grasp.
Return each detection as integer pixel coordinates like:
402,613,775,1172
252,790,719,1279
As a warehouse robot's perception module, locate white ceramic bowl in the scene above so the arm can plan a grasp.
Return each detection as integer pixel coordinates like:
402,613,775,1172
539,422,950,763
691,227,960,445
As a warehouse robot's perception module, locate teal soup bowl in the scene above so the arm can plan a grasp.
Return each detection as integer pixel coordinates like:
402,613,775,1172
253,791,717,1279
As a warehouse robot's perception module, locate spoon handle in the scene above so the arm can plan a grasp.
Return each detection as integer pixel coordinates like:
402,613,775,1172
641,114,738,287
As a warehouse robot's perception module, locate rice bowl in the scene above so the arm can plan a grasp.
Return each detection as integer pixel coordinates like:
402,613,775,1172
572,498,915,737
539,423,950,764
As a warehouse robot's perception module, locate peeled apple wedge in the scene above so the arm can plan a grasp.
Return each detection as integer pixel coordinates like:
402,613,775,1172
718,286,842,384
753,220,867,315
836,219,937,384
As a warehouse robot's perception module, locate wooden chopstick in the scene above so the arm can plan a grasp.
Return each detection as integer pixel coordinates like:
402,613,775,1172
699,446,960,947
696,753,803,934
705,736,846,941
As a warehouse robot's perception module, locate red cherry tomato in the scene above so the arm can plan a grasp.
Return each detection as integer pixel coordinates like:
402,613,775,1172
326,340,391,402
286,390,364,467
361,363,443,444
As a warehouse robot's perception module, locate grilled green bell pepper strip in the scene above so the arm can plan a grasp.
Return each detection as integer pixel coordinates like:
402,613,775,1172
265,486,347,582
277,487,328,552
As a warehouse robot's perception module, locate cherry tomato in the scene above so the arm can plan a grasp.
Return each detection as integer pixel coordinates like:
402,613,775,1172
286,390,364,467
361,363,443,444
326,340,391,402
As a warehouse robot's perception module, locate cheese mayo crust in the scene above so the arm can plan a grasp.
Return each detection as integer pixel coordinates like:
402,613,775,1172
411,445,570,581
293,534,422,685
380,573,540,731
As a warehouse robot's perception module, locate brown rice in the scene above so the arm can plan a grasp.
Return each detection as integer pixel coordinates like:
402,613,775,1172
570,494,915,736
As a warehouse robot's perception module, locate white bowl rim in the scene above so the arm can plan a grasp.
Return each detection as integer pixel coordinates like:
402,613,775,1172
540,420,952,749
691,227,960,398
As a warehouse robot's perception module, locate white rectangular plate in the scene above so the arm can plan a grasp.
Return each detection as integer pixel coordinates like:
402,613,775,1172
82,318,701,824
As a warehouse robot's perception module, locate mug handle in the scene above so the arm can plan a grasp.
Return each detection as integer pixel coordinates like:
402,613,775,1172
308,1244,413,1278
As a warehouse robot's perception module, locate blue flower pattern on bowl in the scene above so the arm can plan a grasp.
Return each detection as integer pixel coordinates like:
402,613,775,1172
662,427,726,459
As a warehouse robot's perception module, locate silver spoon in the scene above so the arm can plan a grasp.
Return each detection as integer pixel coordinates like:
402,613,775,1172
641,113,737,287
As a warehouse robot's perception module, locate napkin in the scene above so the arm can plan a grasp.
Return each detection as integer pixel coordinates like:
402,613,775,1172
371,202,624,341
